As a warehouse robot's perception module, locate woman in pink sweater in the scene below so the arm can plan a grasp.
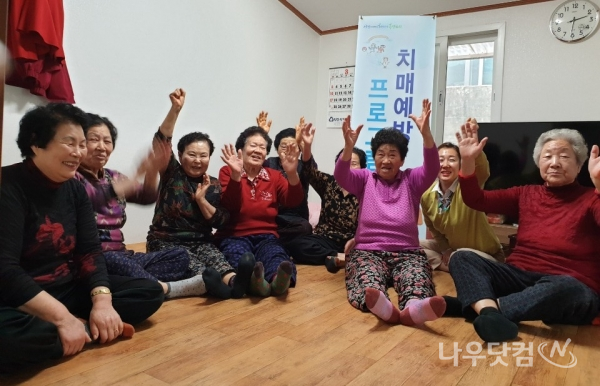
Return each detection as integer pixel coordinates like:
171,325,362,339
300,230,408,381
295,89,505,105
333,99,446,326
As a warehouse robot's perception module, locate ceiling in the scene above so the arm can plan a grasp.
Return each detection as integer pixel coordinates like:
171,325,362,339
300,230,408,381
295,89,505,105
283,0,538,33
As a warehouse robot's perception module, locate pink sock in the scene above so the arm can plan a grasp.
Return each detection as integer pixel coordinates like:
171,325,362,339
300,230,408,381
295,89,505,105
399,296,446,326
365,288,400,324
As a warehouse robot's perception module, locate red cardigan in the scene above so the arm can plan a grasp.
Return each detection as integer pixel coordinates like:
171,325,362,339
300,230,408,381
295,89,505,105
460,172,600,295
215,166,304,239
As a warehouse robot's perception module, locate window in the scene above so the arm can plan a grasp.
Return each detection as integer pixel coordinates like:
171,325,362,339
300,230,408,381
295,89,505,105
432,24,505,145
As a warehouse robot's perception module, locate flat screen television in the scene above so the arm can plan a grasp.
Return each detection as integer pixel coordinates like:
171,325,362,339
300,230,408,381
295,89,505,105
477,121,600,223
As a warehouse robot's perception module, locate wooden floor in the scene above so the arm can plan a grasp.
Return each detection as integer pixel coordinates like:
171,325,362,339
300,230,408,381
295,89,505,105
3,266,600,385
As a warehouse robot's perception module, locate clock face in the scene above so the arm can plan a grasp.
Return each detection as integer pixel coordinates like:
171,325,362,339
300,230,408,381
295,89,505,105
550,0,599,42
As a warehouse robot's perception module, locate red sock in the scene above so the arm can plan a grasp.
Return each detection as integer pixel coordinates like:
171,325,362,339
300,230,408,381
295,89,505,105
399,296,446,326
364,288,400,324
592,316,600,326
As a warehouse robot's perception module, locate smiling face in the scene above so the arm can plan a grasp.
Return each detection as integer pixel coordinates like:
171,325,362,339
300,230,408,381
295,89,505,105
242,134,268,169
438,147,460,186
31,122,87,183
374,144,404,181
81,124,114,172
179,140,211,178
538,139,581,187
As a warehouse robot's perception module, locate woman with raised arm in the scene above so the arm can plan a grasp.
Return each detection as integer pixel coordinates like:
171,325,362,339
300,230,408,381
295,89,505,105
216,126,304,297
146,89,254,299
0,104,163,373
333,99,446,326
420,118,504,272
284,122,366,273
446,123,600,343
76,110,204,300
258,113,313,248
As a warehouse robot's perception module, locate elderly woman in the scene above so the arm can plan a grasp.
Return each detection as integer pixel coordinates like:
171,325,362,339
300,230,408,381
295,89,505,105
146,89,254,299
76,111,206,300
420,119,504,272
216,126,304,297
284,123,366,273
259,114,313,247
334,100,447,326
447,124,600,343
0,103,163,372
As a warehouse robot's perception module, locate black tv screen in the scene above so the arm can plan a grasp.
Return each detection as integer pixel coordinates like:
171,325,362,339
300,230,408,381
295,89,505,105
478,121,600,192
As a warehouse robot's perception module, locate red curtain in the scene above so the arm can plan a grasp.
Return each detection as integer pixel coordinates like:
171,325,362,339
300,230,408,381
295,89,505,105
5,0,75,103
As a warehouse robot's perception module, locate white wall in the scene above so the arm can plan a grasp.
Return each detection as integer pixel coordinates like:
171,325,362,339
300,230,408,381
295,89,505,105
314,0,600,176
2,0,320,243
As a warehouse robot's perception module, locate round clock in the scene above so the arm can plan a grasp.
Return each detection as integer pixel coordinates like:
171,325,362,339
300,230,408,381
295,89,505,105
550,0,599,42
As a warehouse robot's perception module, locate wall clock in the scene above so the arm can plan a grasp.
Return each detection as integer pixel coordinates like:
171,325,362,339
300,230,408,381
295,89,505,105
550,0,599,42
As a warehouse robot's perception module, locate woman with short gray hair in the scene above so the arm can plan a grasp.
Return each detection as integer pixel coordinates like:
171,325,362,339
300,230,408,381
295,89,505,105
445,124,600,343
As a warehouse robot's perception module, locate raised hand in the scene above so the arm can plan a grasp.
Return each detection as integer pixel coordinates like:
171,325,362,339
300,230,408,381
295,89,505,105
280,141,300,175
341,115,363,148
194,173,211,202
220,144,243,175
409,99,432,135
455,118,487,161
295,117,306,151
256,111,272,133
300,122,315,148
169,88,186,112
588,145,600,190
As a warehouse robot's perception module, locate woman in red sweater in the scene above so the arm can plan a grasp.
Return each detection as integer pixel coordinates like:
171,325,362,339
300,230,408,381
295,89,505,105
447,122,600,343
215,127,304,297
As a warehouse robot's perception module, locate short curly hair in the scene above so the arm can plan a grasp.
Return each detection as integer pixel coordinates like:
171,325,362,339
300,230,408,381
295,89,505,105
370,128,409,160
235,126,272,153
17,103,89,158
335,147,367,168
177,132,215,156
85,113,118,148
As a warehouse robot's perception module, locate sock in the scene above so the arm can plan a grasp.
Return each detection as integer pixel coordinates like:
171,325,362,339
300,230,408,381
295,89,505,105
592,316,600,326
399,296,446,326
473,307,519,342
364,288,400,324
165,275,207,299
442,296,463,317
249,262,271,297
78,318,135,341
231,252,255,299
271,261,293,296
202,268,232,299
325,256,340,274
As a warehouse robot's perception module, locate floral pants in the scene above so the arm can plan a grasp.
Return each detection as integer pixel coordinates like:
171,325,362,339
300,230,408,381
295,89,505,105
345,249,435,311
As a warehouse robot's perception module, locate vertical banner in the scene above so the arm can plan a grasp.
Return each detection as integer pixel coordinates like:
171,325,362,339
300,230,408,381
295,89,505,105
328,66,355,128
352,16,436,171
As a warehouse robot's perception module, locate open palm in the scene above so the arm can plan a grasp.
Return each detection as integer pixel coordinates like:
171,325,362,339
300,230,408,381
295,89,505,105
220,144,243,174
456,118,486,160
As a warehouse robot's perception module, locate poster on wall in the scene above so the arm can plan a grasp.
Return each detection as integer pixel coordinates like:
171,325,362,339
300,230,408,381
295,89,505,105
351,15,436,170
327,66,354,128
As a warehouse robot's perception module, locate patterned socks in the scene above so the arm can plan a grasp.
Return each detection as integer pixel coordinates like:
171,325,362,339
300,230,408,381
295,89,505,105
365,288,401,323
399,296,446,326
202,268,232,299
250,262,271,297
364,288,446,326
231,252,255,299
271,261,293,296
165,275,207,299
473,307,519,342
